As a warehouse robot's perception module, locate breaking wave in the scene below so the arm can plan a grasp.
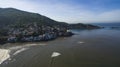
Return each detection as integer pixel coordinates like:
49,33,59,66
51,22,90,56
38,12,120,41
0,49,10,64
0,43,46,65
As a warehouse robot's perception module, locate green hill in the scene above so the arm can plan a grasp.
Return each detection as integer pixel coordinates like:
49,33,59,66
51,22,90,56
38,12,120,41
0,8,68,28
0,8,100,29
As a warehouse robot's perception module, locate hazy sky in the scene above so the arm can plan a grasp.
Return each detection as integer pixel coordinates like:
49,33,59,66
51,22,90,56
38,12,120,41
0,0,120,23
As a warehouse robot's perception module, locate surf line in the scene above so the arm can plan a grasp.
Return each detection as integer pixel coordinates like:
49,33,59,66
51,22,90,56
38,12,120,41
0,49,10,64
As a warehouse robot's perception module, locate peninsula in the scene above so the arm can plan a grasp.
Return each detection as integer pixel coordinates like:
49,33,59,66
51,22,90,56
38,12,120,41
0,8,100,44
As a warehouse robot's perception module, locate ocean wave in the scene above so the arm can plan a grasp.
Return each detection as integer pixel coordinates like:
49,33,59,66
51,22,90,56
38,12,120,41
0,49,10,64
0,43,46,65
13,48,28,55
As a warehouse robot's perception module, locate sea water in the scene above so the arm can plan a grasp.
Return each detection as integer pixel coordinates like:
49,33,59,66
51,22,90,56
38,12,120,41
0,23,120,67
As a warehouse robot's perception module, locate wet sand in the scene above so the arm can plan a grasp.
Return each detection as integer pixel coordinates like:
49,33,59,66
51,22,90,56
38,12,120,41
0,29,120,67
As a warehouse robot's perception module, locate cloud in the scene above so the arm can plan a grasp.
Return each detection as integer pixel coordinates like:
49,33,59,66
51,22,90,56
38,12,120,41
97,10,120,22
0,0,120,23
72,10,120,23
0,0,37,12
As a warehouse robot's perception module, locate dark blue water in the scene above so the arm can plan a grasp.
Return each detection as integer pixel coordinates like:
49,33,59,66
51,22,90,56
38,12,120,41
91,22,120,27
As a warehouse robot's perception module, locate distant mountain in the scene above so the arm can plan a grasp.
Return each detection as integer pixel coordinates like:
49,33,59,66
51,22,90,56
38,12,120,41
0,8,100,29
69,23,100,29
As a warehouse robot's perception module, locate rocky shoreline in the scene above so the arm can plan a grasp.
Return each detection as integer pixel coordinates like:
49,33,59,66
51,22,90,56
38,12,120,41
0,24,74,44
0,23,101,45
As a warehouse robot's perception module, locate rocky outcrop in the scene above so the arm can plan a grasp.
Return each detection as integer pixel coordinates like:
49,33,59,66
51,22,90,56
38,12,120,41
0,23,74,44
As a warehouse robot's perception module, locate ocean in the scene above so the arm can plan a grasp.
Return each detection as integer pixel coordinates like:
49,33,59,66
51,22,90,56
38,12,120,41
91,22,120,27
0,23,120,67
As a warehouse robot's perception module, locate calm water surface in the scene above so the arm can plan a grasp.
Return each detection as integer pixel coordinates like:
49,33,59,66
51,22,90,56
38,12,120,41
0,28,120,67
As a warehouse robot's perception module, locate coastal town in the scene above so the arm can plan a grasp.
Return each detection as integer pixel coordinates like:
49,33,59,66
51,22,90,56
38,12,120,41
0,23,74,44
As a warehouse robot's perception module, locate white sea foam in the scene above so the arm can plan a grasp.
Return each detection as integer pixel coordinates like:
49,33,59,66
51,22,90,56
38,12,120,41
0,49,10,64
51,52,61,58
78,41,85,44
10,44,46,49
9,43,46,51
13,48,28,55
0,43,46,64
